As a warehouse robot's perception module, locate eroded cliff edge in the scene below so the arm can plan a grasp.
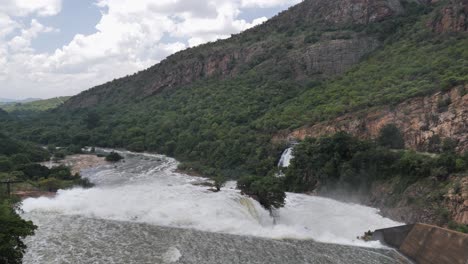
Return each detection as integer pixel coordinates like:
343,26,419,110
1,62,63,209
277,86,467,153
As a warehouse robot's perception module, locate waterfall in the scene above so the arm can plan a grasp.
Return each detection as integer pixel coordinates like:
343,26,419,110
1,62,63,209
239,197,261,223
278,147,294,168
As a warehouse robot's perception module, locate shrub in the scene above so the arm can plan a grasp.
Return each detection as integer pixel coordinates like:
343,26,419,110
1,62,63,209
377,124,405,149
105,152,123,162
38,178,62,192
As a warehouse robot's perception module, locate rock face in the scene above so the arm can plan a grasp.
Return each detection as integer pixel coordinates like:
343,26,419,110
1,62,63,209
429,0,468,33
290,35,380,76
446,176,468,225
285,86,468,153
276,0,404,26
64,0,408,109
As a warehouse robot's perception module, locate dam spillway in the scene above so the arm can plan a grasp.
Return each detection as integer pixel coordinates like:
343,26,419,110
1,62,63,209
21,150,410,263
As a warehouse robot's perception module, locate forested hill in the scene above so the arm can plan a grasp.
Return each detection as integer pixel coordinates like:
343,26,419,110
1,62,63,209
63,0,408,109
4,0,467,180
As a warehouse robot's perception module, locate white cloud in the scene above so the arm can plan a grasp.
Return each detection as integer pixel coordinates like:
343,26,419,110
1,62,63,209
0,0,62,17
0,0,298,99
8,19,57,52
241,0,301,8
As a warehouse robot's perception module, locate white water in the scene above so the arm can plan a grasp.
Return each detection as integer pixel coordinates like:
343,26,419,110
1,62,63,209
278,147,294,168
22,150,401,248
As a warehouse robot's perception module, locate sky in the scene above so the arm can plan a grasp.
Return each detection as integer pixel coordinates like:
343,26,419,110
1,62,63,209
0,0,300,100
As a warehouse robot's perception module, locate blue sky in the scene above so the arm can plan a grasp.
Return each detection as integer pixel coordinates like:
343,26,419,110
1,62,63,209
31,1,102,53
0,0,299,99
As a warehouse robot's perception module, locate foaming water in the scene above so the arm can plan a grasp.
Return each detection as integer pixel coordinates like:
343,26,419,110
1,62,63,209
20,150,409,263
278,147,294,168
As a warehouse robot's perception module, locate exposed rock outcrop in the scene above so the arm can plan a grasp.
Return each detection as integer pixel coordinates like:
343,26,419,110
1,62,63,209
275,0,404,26
290,35,380,76
283,86,468,153
446,176,468,224
429,0,468,33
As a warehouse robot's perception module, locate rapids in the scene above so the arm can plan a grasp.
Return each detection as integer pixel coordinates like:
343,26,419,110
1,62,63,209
20,150,409,264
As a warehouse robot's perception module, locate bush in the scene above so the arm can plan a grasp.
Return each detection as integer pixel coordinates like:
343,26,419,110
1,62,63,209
53,150,67,160
105,152,123,162
16,164,50,180
67,145,83,154
441,138,457,153
377,124,405,149
38,178,63,192
448,221,468,233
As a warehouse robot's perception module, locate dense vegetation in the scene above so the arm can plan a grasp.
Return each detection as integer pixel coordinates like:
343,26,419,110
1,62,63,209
0,131,96,263
0,133,92,192
0,199,37,264
285,131,468,194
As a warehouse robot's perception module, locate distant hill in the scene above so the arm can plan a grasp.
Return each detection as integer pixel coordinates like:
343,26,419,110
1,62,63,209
0,96,71,112
0,98,41,104
0,98,16,103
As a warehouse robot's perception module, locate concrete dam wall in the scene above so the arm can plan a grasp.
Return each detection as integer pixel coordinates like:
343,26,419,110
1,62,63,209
373,223,468,264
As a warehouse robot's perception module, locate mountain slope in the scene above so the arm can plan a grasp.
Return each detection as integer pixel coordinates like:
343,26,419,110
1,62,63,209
4,0,467,178
64,0,410,109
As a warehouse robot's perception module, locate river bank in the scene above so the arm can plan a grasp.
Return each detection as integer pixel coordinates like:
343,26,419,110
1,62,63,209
41,154,108,175
8,154,108,200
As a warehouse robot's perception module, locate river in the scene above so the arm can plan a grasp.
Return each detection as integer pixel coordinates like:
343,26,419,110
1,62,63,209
21,150,410,263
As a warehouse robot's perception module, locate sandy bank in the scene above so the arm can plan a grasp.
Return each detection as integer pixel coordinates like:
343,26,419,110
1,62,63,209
42,154,108,175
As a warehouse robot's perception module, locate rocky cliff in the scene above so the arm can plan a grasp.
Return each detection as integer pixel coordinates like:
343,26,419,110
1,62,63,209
429,0,468,33
64,0,410,109
282,86,467,153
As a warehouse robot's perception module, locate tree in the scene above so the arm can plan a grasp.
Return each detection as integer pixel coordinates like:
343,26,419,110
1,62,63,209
441,138,457,153
38,178,62,192
213,174,226,192
0,158,12,172
238,175,286,213
0,201,37,264
377,124,405,149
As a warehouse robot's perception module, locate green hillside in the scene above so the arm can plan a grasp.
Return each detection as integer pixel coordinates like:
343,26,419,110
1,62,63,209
0,96,71,113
